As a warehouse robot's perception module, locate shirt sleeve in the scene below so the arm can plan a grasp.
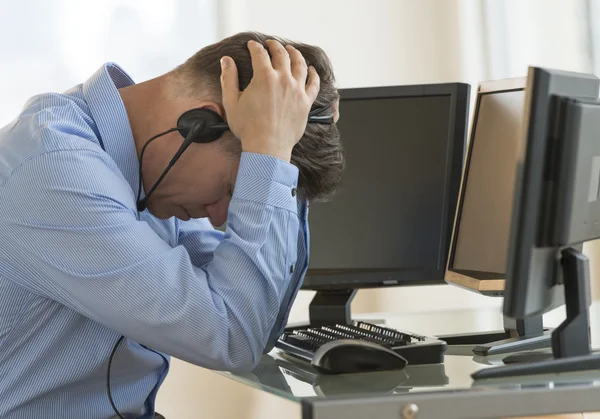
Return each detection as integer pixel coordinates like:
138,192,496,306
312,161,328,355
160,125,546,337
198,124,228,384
177,176,310,353
263,198,310,352
0,148,301,373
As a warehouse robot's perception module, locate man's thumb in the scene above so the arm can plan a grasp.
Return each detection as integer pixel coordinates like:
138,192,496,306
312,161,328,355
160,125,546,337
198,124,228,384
220,56,239,108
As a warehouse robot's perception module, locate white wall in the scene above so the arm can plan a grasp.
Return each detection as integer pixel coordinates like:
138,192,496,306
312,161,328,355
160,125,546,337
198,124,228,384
221,0,473,87
485,0,592,79
0,0,219,127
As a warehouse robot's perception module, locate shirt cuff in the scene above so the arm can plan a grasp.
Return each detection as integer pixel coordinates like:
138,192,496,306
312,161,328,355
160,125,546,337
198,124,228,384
232,152,299,213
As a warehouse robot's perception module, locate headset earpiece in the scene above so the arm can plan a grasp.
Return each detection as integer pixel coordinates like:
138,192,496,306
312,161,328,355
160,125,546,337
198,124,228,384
175,104,334,146
176,108,229,144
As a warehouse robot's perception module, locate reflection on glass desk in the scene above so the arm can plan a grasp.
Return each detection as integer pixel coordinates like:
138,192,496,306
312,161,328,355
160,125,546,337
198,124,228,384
244,352,448,399
216,304,600,419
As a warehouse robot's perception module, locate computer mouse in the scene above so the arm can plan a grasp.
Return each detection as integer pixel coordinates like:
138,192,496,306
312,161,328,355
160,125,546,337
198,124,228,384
311,339,408,374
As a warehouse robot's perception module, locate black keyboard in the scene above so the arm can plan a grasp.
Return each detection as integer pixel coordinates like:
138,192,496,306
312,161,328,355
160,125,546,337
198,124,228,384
276,321,447,368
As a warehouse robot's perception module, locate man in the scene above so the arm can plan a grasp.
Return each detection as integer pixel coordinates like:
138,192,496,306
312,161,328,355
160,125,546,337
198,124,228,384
0,31,343,419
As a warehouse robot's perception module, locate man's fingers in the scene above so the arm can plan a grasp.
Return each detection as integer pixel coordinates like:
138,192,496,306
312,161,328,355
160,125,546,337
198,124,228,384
287,45,307,83
248,40,273,74
265,39,291,72
305,66,321,103
332,99,340,123
220,56,239,110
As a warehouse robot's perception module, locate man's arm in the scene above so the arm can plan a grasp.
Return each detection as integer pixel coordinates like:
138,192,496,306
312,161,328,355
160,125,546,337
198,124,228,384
176,219,224,267
263,199,309,351
0,148,299,373
178,196,310,352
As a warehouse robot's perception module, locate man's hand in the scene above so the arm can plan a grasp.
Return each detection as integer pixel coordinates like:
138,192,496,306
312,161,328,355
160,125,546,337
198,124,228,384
220,39,321,162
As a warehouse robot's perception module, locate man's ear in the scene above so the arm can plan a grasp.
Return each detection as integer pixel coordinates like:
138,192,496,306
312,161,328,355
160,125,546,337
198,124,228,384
194,101,225,120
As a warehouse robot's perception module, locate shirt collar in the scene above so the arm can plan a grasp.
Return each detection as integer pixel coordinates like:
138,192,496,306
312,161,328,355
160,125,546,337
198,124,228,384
82,63,140,196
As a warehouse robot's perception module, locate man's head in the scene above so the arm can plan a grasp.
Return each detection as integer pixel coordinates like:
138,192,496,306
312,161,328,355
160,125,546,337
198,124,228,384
121,32,343,225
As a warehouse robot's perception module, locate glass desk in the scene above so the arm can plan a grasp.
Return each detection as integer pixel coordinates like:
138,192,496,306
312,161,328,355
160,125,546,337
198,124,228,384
216,305,600,419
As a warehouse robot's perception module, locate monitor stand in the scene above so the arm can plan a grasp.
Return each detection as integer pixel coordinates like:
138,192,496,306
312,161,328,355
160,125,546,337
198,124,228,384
285,289,385,330
472,247,600,380
436,314,552,356
309,289,357,326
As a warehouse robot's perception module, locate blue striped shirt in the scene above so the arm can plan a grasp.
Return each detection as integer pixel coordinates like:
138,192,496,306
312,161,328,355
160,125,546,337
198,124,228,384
0,63,308,419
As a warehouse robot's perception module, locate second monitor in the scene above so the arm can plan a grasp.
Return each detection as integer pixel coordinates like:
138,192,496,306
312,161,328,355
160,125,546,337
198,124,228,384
443,77,551,355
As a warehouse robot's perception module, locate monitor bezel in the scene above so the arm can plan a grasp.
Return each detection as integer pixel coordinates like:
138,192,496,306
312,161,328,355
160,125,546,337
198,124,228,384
302,82,470,291
445,77,526,296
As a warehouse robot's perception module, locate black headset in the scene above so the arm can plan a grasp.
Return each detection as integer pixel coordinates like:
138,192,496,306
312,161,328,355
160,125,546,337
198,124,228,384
135,106,335,212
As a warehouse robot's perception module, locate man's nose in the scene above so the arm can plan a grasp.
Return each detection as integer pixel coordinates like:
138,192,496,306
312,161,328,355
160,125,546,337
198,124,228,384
206,197,230,228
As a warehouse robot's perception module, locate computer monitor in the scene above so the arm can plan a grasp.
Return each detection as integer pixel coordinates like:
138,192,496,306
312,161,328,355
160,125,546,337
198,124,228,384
302,83,470,326
503,68,598,319
473,67,600,380
446,77,526,296
439,78,554,355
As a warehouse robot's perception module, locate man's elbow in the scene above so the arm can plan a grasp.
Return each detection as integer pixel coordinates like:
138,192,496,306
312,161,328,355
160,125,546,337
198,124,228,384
224,356,262,375
205,326,266,373
216,342,264,374
218,301,278,373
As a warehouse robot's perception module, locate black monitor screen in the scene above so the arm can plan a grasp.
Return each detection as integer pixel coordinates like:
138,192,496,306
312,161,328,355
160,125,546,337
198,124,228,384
304,86,468,290
451,90,525,278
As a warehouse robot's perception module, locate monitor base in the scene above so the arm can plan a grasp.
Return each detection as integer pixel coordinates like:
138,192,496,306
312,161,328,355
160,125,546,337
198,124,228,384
473,248,595,380
437,315,551,355
472,353,600,380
